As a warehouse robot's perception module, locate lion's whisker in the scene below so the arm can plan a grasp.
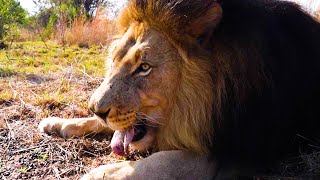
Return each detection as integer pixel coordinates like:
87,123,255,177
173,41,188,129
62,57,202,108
136,112,165,125
136,117,160,128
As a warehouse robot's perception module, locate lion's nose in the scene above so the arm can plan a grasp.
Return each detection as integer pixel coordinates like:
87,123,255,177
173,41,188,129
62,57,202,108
89,105,111,120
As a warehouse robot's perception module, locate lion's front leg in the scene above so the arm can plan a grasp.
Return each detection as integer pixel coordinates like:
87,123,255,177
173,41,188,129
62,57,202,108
81,150,217,180
38,116,113,138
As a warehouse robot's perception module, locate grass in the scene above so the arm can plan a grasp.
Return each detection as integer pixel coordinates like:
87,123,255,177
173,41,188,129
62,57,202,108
0,41,106,76
0,41,148,179
63,8,114,47
0,41,110,179
0,41,108,109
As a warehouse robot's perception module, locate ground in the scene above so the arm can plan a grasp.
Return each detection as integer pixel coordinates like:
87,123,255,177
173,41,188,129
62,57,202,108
0,41,148,179
0,41,319,179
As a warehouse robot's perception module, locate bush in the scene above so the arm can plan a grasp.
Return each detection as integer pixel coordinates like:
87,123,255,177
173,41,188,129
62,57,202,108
0,0,27,44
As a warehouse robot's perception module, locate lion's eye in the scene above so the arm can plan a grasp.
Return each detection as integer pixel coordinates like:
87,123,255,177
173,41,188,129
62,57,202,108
141,63,150,71
138,63,152,76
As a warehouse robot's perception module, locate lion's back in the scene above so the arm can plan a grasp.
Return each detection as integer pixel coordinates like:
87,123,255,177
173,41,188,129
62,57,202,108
213,0,320,170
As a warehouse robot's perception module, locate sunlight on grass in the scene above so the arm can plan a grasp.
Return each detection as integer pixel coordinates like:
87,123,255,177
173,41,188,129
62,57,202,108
0,41,105,115
0,41,106,76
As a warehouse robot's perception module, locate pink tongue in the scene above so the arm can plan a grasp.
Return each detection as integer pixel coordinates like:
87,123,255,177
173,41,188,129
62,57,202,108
110,129,134,156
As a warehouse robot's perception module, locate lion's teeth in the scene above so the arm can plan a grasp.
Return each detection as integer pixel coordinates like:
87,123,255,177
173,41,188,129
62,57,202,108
124,128,135,153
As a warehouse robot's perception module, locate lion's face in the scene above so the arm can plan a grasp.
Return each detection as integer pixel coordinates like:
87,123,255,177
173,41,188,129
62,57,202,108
89,0,223,156
89,23,183,155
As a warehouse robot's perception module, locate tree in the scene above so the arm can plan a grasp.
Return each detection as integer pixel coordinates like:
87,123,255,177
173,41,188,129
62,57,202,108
0,0,27,45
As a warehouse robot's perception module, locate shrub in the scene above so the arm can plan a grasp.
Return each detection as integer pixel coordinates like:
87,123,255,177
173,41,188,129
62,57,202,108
0,0,27,44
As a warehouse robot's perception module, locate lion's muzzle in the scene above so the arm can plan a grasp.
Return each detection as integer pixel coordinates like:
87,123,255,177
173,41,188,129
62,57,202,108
107,110,137,131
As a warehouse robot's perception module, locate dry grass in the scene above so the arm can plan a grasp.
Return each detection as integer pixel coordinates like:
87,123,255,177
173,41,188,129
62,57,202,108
0,41,148,179
64,8,114,48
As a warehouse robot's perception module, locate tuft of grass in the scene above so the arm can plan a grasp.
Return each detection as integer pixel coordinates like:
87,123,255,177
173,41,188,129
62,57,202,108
0,66,16,77
19,167,30,173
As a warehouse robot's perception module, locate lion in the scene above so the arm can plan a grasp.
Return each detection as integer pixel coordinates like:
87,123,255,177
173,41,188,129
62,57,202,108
38,0,320,179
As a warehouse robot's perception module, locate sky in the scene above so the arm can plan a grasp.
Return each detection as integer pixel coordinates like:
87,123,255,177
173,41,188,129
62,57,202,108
18,0,39,15
18,0,126,15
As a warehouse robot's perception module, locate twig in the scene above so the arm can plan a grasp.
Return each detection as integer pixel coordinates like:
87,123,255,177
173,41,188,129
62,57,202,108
77,65,95,80
8,81,18,99
56,143,71,156
53,166,61,180
29,90,41,98
5,120,14,139
58,168,72,176
11,144,48,154
80,150,98,157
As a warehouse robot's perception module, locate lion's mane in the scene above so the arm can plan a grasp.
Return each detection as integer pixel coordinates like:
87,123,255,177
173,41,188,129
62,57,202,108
116,0,320,169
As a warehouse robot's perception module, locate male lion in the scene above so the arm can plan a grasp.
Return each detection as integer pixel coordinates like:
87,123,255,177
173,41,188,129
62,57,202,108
39,0,320,179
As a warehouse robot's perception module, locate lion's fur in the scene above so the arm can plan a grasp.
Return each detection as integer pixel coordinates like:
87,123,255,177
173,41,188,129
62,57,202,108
118,0,221,52
115,0,320,170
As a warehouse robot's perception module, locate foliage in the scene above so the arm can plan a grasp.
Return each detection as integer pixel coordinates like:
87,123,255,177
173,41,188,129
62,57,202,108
0,0,27,43
29,0,113,42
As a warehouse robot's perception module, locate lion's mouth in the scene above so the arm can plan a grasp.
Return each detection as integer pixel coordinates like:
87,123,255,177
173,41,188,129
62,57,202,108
132,122,147,142
110,122,148,156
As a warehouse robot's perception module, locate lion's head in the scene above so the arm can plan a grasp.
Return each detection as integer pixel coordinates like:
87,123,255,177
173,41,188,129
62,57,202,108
89,0,224,156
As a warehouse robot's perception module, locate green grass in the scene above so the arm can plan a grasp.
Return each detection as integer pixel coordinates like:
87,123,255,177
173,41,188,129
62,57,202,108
0,66,16,77
0,41,106,76
0,41,106,116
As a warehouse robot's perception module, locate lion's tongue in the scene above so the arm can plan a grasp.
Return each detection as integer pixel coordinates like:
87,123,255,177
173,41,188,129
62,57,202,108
110,129,134,156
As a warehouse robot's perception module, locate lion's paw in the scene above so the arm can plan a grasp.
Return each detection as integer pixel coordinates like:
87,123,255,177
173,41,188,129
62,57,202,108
81,161,135,180
38,117,78,138
38,117,63,134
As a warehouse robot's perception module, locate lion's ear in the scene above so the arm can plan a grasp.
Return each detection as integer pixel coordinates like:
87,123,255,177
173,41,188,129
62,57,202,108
186,3,222,46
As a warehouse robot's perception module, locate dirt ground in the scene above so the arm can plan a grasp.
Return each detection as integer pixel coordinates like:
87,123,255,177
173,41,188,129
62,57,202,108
0,73,149,180
0,42,150,179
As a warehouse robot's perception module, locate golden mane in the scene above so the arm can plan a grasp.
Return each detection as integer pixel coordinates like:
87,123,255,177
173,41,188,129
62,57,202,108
114,0,231,154
117,0,218,49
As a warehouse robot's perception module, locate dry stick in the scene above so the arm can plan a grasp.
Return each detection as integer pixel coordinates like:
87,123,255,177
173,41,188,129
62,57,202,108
77,65,95,80
11,144,48,154
5,120,15,139
80,150,98,157
55,143,71,156
3,120,14,161
29,90,41,98
58,168,72,177
53,166,62,180
8,81,18,99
